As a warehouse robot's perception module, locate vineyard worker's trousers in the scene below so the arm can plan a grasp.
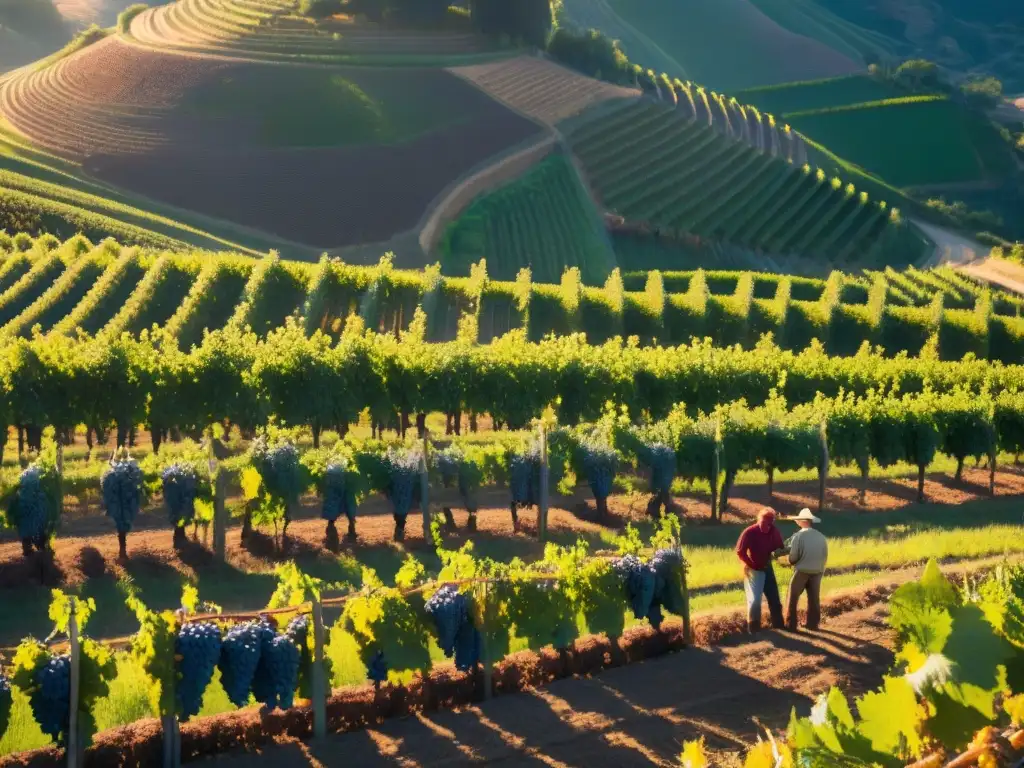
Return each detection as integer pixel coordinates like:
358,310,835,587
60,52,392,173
743,564,785,631
786,571,823,630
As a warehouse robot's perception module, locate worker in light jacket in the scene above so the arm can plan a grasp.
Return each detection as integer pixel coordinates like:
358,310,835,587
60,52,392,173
735,508,786,632
783,508,829,631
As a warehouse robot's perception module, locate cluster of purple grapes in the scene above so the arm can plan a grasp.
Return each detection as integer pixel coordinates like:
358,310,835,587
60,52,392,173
321,461,356,523
250,620,300,711
176,622,222,721
385,448,420,519
509,446,541,505
424,585,480,672
644,443,676,495
578,440,618,501
162,463,200,527
217,616,304,711
10,464,55,545
614,549,684,630
614,554,656,621
101,458,144,534
30,654,71,742
367,650,388,684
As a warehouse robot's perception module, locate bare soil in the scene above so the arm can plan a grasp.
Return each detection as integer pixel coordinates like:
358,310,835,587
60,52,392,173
1,464,1019,598
197,604,895,767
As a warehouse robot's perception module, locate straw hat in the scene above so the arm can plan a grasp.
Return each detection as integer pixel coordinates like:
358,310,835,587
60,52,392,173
785,508,821,524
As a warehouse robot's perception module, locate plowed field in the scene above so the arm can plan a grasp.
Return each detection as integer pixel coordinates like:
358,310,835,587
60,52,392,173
0,37,542,248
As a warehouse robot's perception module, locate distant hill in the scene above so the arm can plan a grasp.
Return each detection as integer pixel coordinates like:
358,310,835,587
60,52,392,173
0,0,73,71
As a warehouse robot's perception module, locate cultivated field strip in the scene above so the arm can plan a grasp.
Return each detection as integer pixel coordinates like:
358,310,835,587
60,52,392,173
131,0,491,60
1,234,1022,361
0,36,223,158
567,100,907,266
450,56,639,125
441,154,617,284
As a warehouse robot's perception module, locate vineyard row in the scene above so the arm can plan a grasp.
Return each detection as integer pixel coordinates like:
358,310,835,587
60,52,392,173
0,234,1021,363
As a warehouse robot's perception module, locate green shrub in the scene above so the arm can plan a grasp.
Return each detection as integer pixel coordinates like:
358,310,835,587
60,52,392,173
879,305,936,355
579,287,620,344
988,315,1024,363
828,305,875,356
12,233,33,252
937,308,987,360
527,284,571,341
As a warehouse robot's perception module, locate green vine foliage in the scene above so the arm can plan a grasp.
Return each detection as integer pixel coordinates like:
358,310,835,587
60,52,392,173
12,592,115,745
788,561,1023,764
266,563,340,700
124,584,178,718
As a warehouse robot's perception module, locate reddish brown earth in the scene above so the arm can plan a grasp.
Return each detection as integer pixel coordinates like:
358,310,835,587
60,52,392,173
197,604,893,768
1,463,1019,598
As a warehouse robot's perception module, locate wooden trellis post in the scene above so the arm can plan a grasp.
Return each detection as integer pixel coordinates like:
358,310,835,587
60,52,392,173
420,431,431,545
478,581,492,701
209,430,226,561
818,421,829,515
538,424,549,542
67,601,80,768
311,599,327,741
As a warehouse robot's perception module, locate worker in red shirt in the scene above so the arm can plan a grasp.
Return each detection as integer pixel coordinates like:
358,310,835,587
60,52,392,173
735,508,786,632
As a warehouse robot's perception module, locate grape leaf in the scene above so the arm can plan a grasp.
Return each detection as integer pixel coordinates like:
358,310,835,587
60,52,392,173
855,676,924,757
926,686,993,751
240,466,262,501
825,687,856,730
943,605,1012,691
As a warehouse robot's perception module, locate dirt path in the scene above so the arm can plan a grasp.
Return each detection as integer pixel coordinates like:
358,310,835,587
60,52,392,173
201,604,893,767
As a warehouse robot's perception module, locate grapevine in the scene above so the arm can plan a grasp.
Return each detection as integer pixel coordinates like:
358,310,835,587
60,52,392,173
5,457,62,556
384,446,421,541
320,459,358,545
162,462,203,547
101,451,144,558
576,436,617,518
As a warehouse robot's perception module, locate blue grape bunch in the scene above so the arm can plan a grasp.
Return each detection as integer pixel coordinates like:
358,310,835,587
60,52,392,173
649,548,685,621
509,445,541,506
578,440,617,501
259,442,303,504
101,458,144,534
367,650,387,684
434,447,462,489
176,621,222,721
613,554,656,620
0,671,11,737
162,463,200,528
29,654,70,743
385,448,421,519
217,622,261,708
425,585,480,672
644,443,676,496
321,461,356,523
251,620,300,711
10,464,58,543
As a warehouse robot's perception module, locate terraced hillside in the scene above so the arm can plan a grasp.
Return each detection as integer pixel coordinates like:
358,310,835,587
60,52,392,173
3,233,1022,360
130,0,499,63
0,34,541,251
566,99,929,268
439,153,616,284
450,56,638,126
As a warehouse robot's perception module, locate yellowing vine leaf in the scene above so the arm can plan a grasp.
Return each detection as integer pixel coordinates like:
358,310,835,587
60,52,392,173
856,676,924,757
241,466,262,501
